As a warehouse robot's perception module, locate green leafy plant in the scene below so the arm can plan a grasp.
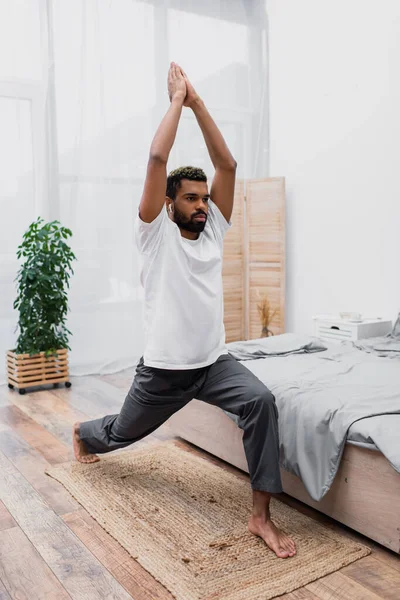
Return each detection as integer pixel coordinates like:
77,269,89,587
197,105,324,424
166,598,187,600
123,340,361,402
13,217,76,357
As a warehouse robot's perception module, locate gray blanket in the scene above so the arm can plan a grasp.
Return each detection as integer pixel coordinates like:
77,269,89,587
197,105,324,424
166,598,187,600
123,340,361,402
226,335,400,501
227,333,327,360
354,312,400,357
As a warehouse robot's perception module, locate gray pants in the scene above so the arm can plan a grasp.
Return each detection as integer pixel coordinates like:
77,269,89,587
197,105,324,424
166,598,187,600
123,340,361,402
79,353,283,493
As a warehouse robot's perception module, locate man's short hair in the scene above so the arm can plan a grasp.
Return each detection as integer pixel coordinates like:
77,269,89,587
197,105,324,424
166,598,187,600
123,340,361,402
166,166,207,200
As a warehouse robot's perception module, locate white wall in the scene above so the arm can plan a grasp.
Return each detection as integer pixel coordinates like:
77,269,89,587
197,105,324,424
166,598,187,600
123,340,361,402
267,0,400,334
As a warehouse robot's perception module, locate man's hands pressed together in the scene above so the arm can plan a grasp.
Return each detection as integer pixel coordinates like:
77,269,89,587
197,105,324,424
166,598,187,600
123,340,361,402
180,67,201,108
168,62,186,103
168,62,200,108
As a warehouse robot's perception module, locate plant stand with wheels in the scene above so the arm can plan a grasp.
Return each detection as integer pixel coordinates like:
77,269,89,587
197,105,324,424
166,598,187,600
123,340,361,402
7,349,72,394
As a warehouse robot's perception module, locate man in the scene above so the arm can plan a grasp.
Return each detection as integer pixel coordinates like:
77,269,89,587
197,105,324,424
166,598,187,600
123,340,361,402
73,63,296,559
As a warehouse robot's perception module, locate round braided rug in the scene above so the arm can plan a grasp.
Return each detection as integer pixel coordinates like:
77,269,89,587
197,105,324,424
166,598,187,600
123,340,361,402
46,440,370,600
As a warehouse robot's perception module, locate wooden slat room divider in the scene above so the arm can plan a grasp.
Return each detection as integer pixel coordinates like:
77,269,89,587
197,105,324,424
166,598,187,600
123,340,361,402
222,177,285,342
222,180,246,343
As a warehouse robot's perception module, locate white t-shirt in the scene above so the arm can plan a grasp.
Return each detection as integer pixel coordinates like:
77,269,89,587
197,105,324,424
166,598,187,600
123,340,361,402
134,199,231,369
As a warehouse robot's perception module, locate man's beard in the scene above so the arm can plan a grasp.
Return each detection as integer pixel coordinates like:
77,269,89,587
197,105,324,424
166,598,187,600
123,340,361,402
173,207,207,233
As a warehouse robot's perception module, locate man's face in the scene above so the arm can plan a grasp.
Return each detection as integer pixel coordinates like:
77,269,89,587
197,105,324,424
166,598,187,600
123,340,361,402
170,179,210,233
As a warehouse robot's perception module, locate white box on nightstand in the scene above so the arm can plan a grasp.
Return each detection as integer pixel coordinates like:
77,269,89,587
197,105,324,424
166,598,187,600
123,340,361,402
312,315,392,344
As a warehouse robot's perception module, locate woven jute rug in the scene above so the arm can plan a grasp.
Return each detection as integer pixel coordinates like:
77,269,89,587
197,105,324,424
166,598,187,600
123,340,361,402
46,440,370,600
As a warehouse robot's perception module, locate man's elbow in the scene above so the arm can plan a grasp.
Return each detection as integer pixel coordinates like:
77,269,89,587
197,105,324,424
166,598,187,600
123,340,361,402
149,152,168,165
219,159,237,172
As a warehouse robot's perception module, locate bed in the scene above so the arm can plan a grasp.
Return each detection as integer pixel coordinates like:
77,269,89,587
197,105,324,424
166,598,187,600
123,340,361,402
166,327,400,553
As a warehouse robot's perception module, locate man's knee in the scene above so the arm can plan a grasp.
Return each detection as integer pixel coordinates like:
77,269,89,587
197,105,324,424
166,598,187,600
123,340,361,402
253,387,277,416
259,387,275,407
238,384,277,423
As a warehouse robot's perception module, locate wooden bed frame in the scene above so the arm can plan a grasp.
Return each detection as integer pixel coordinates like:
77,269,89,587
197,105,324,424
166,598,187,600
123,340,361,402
166,400,400,554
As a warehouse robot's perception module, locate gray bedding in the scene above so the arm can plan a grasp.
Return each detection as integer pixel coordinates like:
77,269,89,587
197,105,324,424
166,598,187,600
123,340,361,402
355,312,400,357
227,333,327,359
226,332,400,501
354,336,400,356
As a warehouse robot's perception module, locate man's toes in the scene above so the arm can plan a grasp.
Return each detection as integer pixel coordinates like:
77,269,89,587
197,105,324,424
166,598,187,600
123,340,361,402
282,539,295,556
277,548,289,558
284,536,295,551
79,454,97,463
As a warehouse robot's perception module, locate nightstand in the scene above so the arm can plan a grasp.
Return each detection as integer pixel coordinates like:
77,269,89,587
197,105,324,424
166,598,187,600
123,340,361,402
312,315,392,344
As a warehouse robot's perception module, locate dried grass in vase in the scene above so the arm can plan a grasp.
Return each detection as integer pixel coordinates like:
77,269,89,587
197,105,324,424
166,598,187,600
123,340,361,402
257,294,277,338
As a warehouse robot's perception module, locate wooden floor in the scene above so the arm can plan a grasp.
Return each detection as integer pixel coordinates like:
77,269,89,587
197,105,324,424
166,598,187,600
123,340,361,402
0,370,399,600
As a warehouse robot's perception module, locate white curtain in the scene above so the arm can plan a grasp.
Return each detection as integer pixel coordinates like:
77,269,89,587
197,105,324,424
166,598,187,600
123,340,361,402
0,0,269,384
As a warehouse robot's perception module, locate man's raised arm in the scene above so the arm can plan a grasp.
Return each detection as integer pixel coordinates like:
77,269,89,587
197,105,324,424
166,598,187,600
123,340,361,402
139,63,186,223
180,67,237,223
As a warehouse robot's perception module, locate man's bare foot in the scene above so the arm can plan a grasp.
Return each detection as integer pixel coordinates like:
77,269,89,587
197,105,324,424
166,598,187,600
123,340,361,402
248,514,296,558
73,422,100,464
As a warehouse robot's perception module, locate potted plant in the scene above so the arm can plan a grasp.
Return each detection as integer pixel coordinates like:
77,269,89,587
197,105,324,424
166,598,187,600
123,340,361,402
7,217,76,395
